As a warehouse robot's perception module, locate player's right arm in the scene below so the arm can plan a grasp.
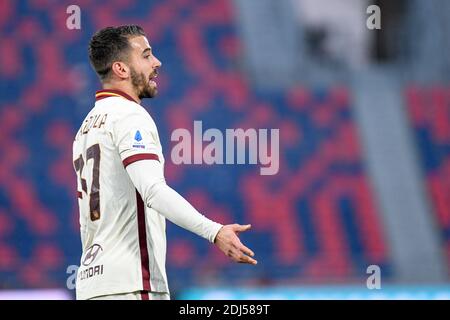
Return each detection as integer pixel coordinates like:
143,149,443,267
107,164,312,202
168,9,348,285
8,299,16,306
112,109,257,265
126,159,257,265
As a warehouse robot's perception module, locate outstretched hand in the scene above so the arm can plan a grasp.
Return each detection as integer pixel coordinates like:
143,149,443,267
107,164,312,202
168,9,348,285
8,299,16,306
214,224,257,265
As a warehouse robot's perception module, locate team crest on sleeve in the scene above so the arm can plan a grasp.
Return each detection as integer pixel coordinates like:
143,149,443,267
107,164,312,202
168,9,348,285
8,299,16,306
132,129,146,149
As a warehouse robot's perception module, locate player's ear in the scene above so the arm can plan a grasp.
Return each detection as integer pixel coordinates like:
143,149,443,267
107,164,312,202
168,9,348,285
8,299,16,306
111,61,129,79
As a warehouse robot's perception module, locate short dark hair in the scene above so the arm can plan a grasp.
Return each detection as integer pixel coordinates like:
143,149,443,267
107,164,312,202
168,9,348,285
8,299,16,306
88,25,145,80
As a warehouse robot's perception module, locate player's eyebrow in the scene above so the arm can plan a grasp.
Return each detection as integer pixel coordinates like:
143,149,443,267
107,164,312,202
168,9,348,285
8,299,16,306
142,47,152,55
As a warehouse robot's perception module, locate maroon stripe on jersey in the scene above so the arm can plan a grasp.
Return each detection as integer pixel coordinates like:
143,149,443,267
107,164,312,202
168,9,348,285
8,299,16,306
123,153,160,168
141,290,149,300
136,191,151,292
77,191,82,199
95,89,138,103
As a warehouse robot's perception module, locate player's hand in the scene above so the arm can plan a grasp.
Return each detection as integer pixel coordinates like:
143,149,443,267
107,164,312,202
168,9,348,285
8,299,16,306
214,224,257,265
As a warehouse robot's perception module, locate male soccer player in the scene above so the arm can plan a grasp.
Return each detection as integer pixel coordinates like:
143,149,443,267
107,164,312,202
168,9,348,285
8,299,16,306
73,25,257,300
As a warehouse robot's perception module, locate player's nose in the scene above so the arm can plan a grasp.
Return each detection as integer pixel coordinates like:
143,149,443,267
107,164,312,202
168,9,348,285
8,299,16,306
153,55,162,69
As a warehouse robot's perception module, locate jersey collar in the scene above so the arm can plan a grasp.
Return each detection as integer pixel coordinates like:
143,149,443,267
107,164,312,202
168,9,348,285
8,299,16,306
95,89,138,103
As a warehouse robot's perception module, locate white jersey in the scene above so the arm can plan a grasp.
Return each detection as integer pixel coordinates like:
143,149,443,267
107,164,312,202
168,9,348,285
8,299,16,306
73,90,169,300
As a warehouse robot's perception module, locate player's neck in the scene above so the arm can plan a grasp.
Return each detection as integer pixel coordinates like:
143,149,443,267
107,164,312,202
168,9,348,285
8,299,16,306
102,82,141,104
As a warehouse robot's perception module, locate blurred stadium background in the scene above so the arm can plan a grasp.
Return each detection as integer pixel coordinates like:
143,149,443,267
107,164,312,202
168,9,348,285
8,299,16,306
1,0,450,299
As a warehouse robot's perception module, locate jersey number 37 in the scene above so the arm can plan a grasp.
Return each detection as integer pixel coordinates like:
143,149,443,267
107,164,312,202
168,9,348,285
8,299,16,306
74,143,101,221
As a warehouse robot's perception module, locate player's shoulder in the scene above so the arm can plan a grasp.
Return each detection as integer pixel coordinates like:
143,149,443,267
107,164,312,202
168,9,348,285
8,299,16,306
96,97,148,117
95,96,136,113
97,97,157,130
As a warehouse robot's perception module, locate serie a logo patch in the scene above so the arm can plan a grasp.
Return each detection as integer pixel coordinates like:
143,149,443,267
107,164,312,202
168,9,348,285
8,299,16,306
132,130,146,149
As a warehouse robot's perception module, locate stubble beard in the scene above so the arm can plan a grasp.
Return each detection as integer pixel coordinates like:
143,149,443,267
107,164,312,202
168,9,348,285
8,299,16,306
130,67,158,99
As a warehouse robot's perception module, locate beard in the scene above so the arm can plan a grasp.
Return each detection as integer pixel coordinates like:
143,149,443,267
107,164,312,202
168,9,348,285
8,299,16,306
130,67,158,99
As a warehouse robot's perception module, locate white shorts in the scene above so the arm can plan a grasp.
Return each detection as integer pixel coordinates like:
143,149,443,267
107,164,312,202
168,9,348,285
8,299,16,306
88,291,170,300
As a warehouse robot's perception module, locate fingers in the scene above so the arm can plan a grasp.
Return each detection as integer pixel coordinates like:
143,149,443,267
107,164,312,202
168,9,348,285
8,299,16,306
239,255,258,265
234,241,257,265
227,249,257,265
240,243,255,258
234,225,256,264
239,245,257,265
233,224,252,233
218,223,257,265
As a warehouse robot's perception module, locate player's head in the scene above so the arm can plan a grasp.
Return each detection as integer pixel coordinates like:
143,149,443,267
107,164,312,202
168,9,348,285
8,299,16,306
88,25,162,99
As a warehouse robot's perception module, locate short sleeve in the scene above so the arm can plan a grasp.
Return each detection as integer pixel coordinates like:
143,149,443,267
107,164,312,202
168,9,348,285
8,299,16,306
112,110,161,168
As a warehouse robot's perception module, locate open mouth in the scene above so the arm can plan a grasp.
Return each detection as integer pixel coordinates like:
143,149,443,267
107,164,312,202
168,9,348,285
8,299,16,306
149,73,158,86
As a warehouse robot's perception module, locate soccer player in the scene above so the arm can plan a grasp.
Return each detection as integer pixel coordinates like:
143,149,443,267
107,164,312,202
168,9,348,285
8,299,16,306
72,25,257,300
